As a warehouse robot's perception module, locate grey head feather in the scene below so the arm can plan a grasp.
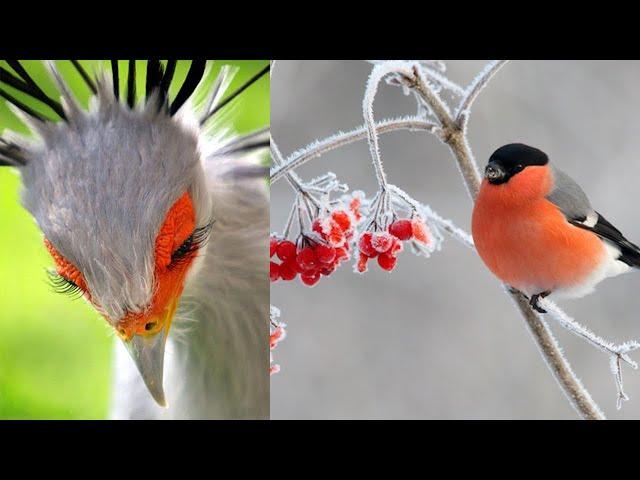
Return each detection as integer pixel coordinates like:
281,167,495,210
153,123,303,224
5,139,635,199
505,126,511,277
19,76,209,322
1,61,268,324
546,164,596,225
44,61,84,123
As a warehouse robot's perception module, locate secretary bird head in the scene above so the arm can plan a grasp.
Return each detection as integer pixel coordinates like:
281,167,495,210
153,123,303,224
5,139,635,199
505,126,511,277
0,60,269,406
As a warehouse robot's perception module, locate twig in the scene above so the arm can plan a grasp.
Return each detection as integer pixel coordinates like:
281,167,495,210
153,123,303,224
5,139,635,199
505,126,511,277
540,298,640,410
271,140,321,209
456,60,508,128
270,117,438,183
362,63,414,189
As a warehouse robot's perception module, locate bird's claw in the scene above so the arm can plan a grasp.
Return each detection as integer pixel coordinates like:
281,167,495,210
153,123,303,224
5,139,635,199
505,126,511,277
529,294,547,314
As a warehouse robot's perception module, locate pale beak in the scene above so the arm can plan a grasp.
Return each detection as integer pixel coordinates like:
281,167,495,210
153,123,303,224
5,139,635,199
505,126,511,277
120,299,178,408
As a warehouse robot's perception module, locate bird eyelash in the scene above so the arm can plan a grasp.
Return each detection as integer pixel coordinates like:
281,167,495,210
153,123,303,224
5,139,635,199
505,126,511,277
46,270,85,299
168,219,215,269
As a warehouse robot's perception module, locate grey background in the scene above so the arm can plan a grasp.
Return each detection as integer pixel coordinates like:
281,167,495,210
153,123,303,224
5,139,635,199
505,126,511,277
270,60,640,419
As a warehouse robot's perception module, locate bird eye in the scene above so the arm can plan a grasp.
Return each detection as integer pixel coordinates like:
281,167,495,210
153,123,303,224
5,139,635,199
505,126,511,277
145,321,157,331
514,164,524,172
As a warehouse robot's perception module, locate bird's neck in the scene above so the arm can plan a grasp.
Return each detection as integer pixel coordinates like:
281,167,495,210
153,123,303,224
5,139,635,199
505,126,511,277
164,179,269,419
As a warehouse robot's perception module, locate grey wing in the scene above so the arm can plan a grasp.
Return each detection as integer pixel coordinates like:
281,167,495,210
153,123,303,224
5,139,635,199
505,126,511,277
546,165,596,224
547,165,640,267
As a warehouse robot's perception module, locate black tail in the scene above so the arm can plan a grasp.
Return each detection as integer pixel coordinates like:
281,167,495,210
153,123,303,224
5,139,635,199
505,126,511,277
572,212,640,268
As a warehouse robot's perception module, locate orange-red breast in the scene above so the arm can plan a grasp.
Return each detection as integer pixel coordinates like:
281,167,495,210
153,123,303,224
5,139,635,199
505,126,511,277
472,143,639,312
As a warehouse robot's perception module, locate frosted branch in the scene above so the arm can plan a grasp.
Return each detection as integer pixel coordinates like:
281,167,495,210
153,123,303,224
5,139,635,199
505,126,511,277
270,117,438,184
540,298,640,410
270,304,281,327
405,61,458,130
363,63,415,189
456,60,508,128
421,206,474,249
504,289,605,419
271,140,321,209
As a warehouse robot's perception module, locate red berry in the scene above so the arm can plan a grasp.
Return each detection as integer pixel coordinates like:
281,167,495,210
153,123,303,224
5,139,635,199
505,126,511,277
331,210,352,232
279,261,298,281
356,253,369,273
270,237,278,257
412,217,430,244
358,232,378,257
301,271,321,286
276,240,297,261
315,244,336,264
287,257,304,274
371,232,394,253
390,237,403,255
312,218,324,236
377,252,397,271
296,247,318,271
270,326,285,349
349,198,362,221
270,261,280,282
320,264,336,276
389,219,413,241
325,219,345,246
335,247,349,261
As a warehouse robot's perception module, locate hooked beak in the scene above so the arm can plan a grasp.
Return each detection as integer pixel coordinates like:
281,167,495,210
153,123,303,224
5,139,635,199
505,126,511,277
485,162,506,182
120,298,178,408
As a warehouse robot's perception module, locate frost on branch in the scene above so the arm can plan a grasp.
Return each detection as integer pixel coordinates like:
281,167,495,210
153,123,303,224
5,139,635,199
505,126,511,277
270,116,439,183
539,298,640,409
351,187,440,273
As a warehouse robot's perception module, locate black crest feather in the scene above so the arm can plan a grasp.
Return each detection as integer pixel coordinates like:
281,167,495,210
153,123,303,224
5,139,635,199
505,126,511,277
201,63,269,125
70,60,97,94
0,138,27,166
126,60,136,109
160,60,177,97
111,60,120,100
169,60,207,116
0,62,66,120
146,60,163,98
145,60,168,110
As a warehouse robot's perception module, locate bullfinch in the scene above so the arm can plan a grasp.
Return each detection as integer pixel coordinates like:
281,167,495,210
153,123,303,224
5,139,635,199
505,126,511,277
472,143,640,313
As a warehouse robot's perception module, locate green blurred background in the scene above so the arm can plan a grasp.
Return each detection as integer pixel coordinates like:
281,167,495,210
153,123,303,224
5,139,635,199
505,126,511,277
0,60,269,419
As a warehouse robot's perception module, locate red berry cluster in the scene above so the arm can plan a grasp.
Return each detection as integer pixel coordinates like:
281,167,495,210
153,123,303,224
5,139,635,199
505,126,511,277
270,324,286,376
270,201,361,287
356,217,430,273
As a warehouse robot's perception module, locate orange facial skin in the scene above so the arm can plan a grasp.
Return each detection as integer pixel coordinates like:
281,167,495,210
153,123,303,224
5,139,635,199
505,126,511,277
471,165,606,295
45,192,198,339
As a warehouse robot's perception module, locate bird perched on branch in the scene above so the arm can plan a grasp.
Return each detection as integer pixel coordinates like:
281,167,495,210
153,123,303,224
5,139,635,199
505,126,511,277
0,60,269,419
472,143,640,313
